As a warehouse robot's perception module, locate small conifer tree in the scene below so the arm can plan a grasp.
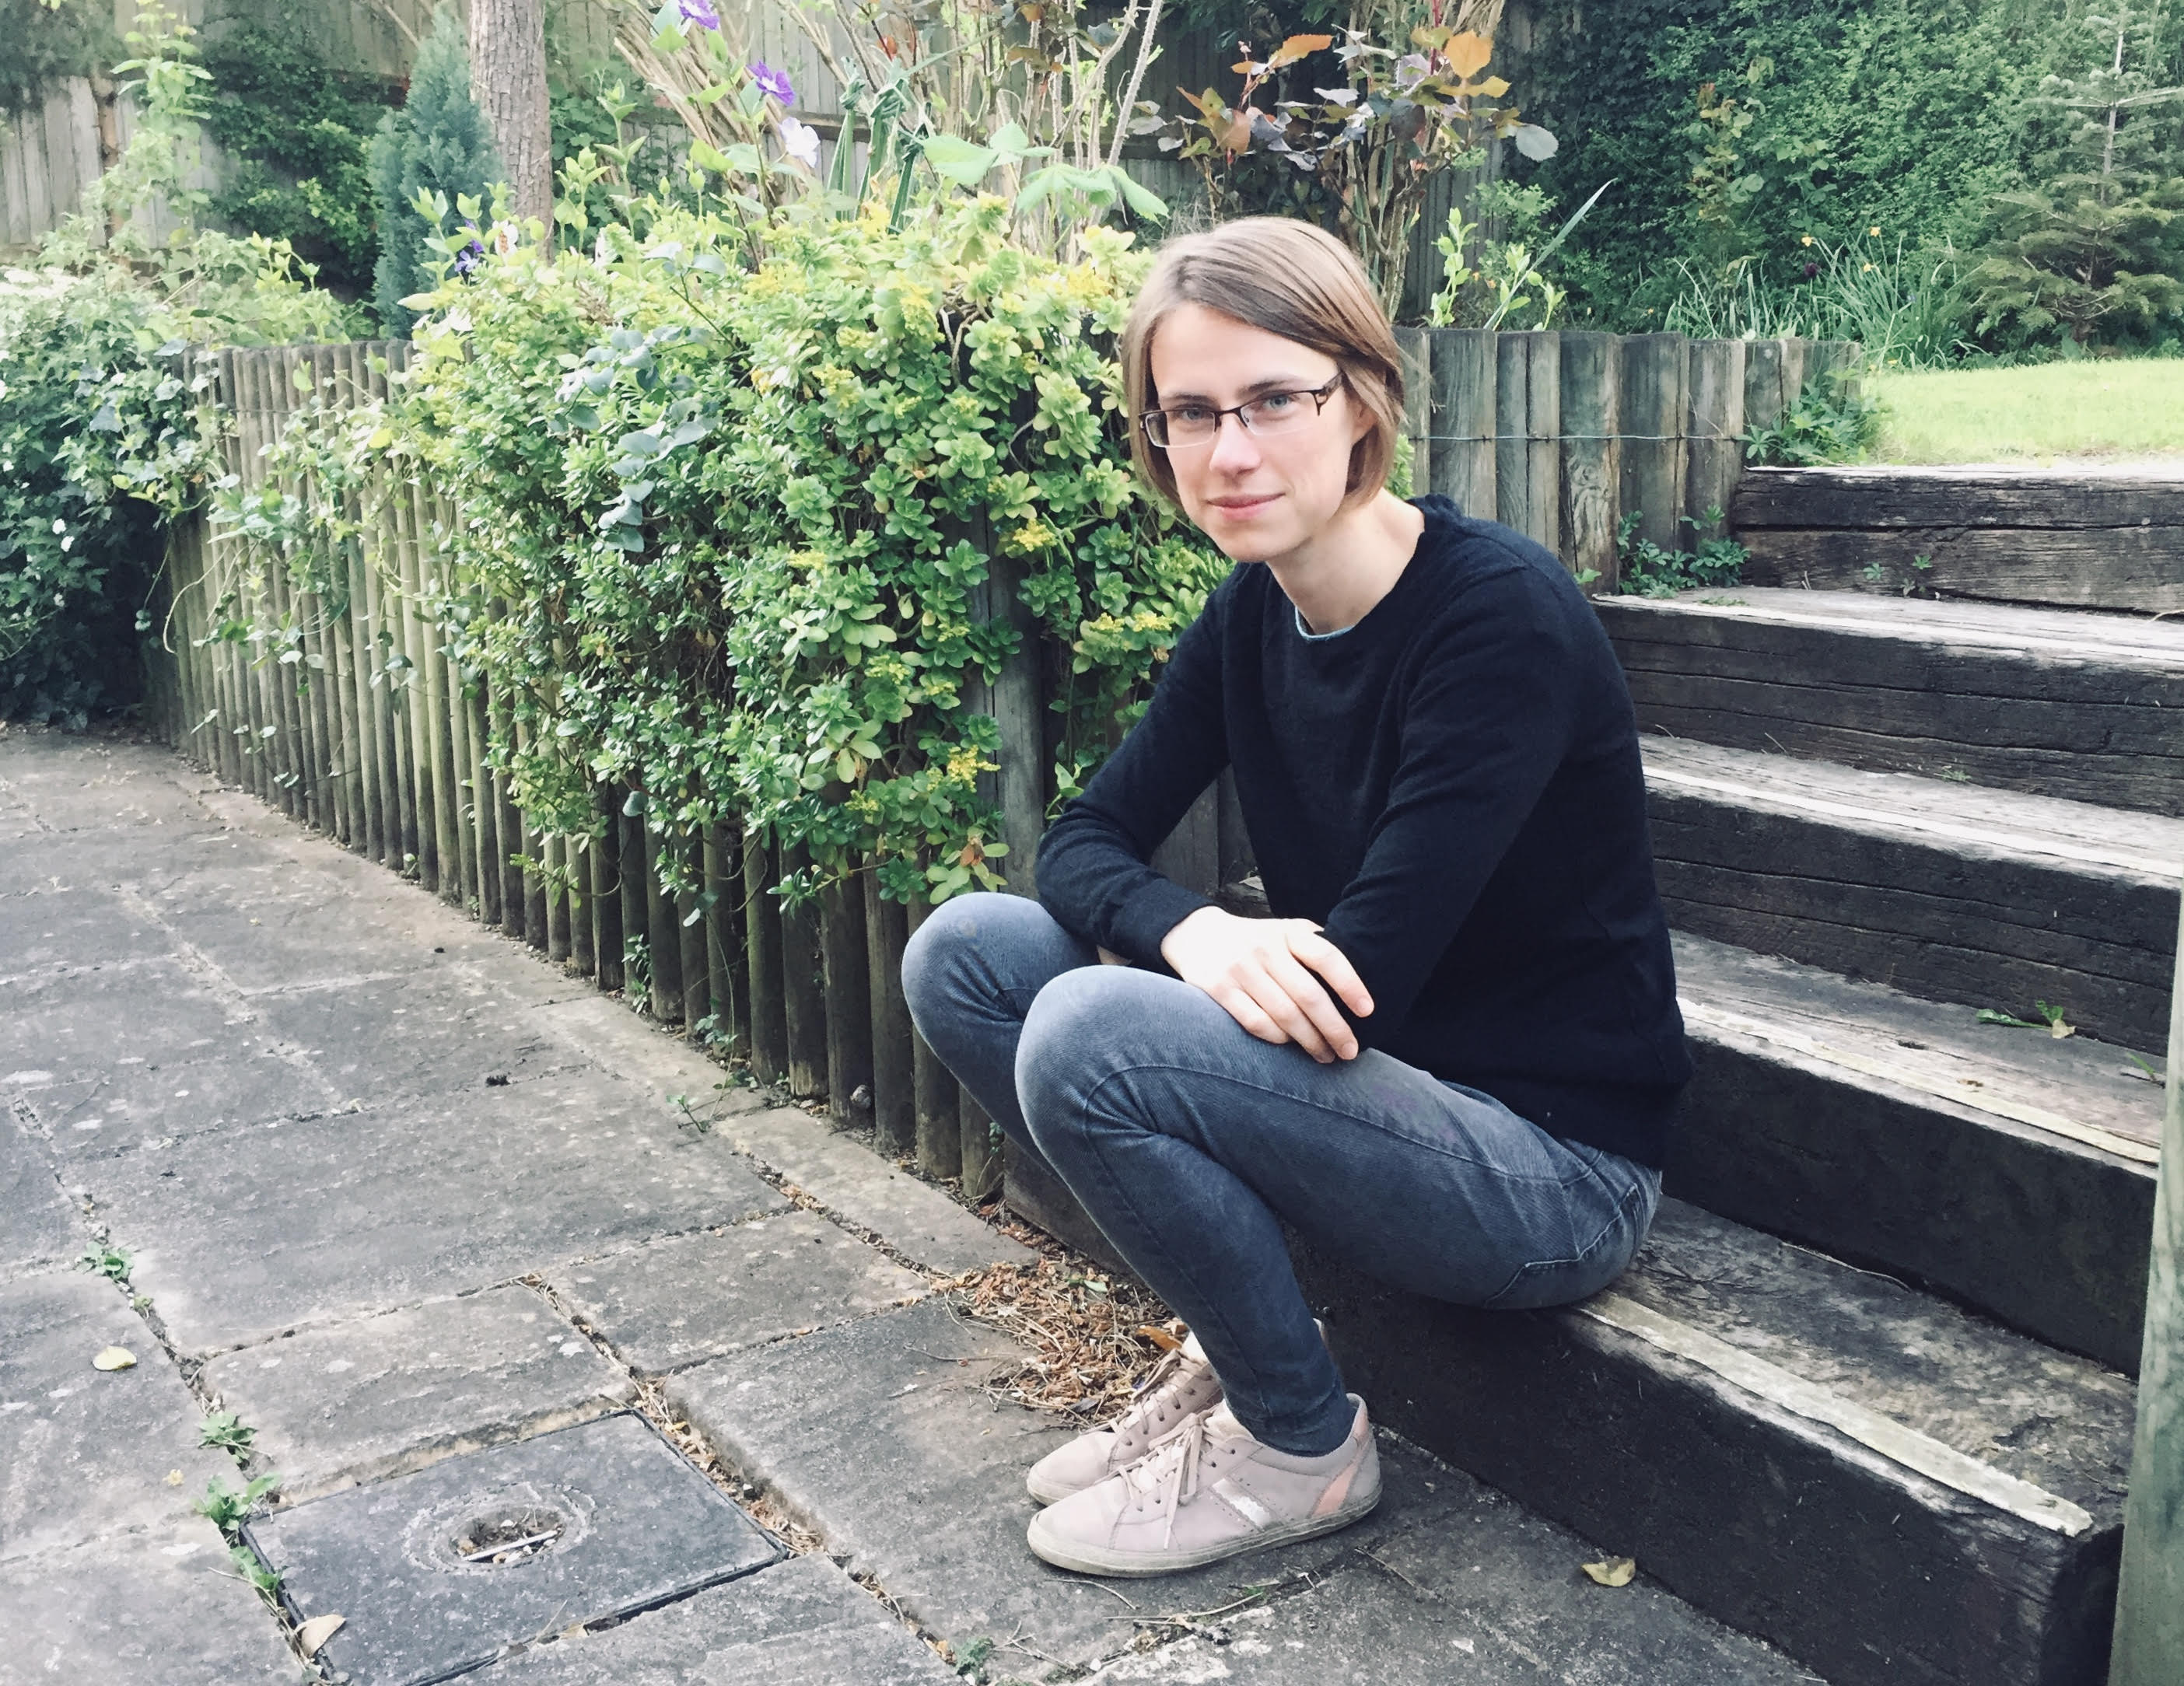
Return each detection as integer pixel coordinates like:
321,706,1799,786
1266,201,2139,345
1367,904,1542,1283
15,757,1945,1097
1963,2,2184,349
369,9,502,334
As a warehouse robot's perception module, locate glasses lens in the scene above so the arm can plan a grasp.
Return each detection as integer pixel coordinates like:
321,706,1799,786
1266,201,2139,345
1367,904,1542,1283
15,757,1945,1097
1242,391,1312,433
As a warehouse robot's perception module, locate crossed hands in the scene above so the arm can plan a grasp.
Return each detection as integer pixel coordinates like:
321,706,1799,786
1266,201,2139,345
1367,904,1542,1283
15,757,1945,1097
1135,905,1375,1063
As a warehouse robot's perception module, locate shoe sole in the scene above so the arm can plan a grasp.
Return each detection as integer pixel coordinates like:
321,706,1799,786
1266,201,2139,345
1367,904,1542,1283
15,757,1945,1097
1024,1480,1381,1577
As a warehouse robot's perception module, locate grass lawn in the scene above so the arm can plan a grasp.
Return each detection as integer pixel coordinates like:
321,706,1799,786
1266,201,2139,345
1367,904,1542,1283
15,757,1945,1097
1869,359,2184,466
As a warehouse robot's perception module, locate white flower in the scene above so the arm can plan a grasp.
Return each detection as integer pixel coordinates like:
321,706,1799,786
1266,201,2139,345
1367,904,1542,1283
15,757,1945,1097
51,517,65,533
59,534,73,551
594,230,615,268
493,222,516,258
779,116,821,170
0,379,7,400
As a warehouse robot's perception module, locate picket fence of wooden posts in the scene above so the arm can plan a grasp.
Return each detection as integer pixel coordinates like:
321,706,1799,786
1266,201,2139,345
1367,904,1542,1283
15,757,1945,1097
142,329,1855,1199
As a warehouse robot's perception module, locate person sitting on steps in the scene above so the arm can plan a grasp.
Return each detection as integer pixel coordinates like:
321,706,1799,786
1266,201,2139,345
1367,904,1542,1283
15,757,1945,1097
901,216,1691,1579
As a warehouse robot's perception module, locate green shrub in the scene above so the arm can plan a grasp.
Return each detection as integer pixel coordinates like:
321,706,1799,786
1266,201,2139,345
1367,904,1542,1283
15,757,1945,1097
368,9,502,334
0,2,355,725
1742,373,1885,465
1614,511,1748,597
199,17,397,299
355,194,1223,904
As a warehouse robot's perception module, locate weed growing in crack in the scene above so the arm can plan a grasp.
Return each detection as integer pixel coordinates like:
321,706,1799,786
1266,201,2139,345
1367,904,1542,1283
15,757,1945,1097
76,1244,131,1286
198,1409,257,1458
195,1472,281,1532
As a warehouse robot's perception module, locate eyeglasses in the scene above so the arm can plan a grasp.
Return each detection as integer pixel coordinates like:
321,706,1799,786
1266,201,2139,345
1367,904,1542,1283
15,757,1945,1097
1139,375,1344,450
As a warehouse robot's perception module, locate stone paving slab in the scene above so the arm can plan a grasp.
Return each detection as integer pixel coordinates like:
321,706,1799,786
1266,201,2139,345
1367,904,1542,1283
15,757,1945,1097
20,1049,337,1160
1363,1477,1824,1684
92,1069,792,1355
473,1552,957,1685
200,1285,639,1501
0,1518,299,1686
665,1298,1463,1674
247,1412,779,1686
0,876,174,971
0,1271,234,1561
555,1211,928,1375
0,1111,75,1281
531,995,1034,1277
252,968,580,1106
0,733,228,834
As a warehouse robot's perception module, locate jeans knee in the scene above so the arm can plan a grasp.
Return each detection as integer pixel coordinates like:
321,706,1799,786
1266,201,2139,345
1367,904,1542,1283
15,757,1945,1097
1017,965,1185,1151
900,890,1009,1023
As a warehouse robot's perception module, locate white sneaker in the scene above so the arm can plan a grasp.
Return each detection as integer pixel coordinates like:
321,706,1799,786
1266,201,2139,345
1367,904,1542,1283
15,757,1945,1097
1026,1395,1381,1577
1024,1331,1223,1506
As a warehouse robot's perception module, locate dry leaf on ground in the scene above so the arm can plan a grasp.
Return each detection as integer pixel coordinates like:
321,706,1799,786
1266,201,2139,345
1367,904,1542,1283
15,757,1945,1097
295,1614,345,1657
91,1346,136,1371
961,1258,1178,1415
1581,1556,1637,1587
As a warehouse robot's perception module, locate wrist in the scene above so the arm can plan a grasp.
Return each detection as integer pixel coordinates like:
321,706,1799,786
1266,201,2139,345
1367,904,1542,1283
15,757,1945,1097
1159,904,1227,969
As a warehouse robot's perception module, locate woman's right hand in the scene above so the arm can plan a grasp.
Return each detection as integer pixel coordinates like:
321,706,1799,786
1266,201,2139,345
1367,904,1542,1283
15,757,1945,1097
1158,905,1375,1063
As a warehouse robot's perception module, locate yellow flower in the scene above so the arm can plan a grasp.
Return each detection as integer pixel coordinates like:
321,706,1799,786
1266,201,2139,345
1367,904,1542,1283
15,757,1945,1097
1800,234,1814,247
1867,225,1880,236
1862,262,1873,271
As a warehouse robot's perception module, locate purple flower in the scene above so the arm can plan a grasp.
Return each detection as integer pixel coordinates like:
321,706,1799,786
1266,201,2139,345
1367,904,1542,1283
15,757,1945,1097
453,233,485,278
751,61,795,106
1801,261,1818,280
678,0,720,29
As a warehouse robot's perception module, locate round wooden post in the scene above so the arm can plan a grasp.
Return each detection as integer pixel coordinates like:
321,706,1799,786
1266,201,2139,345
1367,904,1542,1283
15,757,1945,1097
779,839,828,1099
703,825,746,1056
593,785,625,994
742,829,788,1085
1619,333,1689,556
905,895,961,1179
1427,328,1495,516
961,1084,1000,1200
865,866,916,1160
1557,331,1622,589
821,869,873,1123
1685,338,1748,544
677,847,710,1039
645,823,684,1023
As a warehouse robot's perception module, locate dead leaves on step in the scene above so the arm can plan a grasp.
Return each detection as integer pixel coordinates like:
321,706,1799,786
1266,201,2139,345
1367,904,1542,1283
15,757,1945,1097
1581,1555,1637,1587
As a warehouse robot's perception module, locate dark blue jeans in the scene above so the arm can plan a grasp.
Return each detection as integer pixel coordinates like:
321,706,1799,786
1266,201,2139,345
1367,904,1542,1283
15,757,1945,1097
901,892,1661,1457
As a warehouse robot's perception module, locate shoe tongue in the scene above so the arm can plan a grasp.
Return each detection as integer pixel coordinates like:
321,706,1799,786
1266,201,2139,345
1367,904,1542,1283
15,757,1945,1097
1204,1401,1248,1440
1181,1329,1208,1365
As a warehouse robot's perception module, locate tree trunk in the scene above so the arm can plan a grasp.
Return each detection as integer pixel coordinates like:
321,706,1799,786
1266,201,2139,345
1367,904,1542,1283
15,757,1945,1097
467,0,552,226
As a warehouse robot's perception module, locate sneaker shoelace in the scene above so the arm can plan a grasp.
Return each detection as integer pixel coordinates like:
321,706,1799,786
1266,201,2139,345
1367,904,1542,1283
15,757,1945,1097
1105,1342,1213,1453
1114,1410,1248,1550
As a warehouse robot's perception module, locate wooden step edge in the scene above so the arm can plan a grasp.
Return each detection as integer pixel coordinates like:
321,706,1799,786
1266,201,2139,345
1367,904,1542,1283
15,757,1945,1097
1597,594,2184,667
1644,761,2182,881
1570,1289,2098,1537
1678,996,2160,1167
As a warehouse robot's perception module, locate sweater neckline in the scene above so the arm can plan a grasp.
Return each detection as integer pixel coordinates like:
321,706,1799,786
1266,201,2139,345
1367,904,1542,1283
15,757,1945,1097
1281,495,1448,646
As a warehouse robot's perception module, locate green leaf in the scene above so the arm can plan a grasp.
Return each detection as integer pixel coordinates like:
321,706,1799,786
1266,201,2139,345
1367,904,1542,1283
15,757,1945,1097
921,135,999,186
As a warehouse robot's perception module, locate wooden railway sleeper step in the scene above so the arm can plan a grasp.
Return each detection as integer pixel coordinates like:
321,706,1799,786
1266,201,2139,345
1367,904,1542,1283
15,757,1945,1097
1640,737,2182,1054
1296,1195,2135,1686
1598,586,2184,817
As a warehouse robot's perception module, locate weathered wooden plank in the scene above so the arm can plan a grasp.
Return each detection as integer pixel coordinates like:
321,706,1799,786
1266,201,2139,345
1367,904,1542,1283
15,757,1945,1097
985,546,1045,898
1427,328,1494,516
1558,331,1620,588
1619,333,1689,555
1598,592,2184,815
677,869,709,1039
1668,931,2157,1377
704,824,747,1057
1643,741,2183,1052
1742,338,1786,438
1149,781,1222,895
1732,465,2184,530
1738,526,2184,614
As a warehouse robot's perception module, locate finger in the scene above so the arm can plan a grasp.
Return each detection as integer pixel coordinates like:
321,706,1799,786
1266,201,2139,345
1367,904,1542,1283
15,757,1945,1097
1251,947,1356,1060
1232,960,1339,1062
1206,981,1291,1048
1289,926,1375,1018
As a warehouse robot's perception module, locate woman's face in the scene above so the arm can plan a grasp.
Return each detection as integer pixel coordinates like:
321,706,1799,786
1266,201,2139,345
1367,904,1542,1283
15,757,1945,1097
1146,303,1377,566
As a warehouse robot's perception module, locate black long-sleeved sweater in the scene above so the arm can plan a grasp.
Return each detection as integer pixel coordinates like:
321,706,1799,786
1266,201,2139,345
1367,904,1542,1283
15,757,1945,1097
1034,494,1689,1167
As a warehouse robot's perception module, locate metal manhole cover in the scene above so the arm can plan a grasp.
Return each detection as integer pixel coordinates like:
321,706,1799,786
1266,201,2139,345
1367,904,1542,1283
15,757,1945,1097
243,1412,779,1685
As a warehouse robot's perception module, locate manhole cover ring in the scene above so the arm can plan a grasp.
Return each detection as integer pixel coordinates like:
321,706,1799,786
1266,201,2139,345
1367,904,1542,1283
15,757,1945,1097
403,1482,597,1576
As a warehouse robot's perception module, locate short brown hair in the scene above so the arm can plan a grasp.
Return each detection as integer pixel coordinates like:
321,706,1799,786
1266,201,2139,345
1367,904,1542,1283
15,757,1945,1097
1121,219,1404,512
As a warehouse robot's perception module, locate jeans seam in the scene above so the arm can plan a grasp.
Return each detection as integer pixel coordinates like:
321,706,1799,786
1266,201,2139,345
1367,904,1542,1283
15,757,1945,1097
1070,1060,1572,1188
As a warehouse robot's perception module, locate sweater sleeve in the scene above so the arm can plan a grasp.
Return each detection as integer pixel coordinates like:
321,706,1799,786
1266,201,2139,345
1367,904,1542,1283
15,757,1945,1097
1320,568,1581,1045
1034,586,1231,967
